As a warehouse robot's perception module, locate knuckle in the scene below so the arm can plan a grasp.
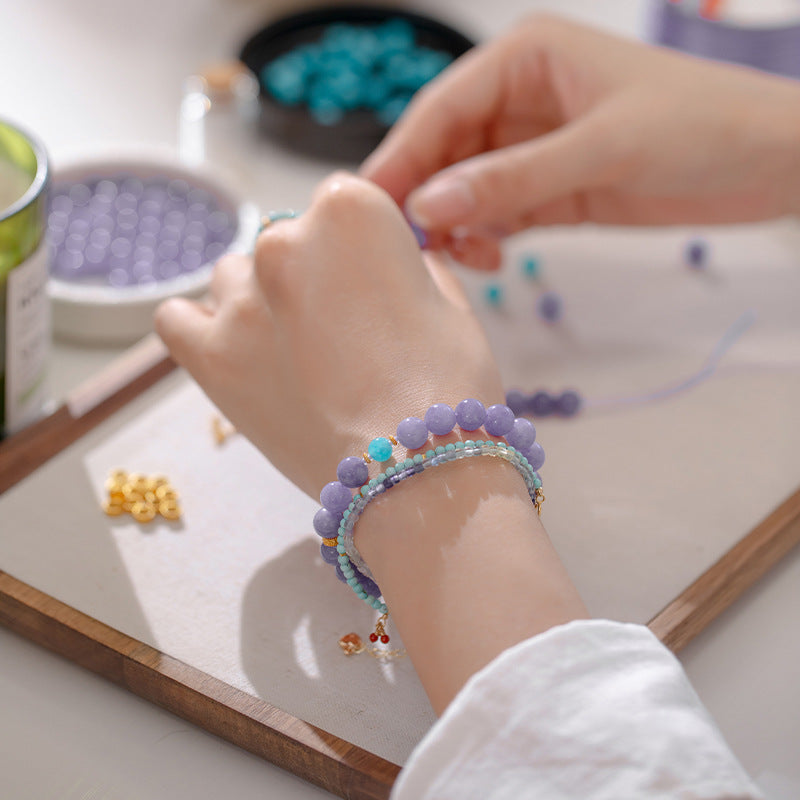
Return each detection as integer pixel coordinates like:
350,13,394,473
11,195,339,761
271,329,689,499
254,224,296,300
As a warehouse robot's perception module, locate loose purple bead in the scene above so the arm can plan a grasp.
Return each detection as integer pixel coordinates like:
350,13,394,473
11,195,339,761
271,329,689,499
396,416,428,449
425,403,456,435
685,238,708,269
536,291,563,323
484,403,514,437
454,398,486,431
505,390,527,417
556,390,582,417
313,507,340,538
525,442,546,470
507,417,536,452
529,391,554,417
320,481,352,514
320,543,340,565
337,456,369,488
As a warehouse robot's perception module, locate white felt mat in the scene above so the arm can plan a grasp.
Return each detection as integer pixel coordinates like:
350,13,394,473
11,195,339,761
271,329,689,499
2,220,799,766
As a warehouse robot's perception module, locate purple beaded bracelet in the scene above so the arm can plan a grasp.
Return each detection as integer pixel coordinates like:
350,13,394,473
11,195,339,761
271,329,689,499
314,399,546,614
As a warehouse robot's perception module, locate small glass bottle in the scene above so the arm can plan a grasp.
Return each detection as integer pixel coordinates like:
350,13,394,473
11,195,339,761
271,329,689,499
0,118,50,438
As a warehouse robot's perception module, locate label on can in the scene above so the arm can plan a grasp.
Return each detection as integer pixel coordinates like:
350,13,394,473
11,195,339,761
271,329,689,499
5,240,50,435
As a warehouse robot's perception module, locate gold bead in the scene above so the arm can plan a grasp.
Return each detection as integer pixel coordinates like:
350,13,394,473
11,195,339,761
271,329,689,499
146,475,169,491
103,499,125,516
131,501,156,523
388,435,398,446
158,499,182,520
321,537,338,547
155,485,178,502
362,453,371,463
107,489,125,503
109,468,128,483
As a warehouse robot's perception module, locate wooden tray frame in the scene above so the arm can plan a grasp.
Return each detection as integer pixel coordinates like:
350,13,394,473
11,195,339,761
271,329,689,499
1,355,799,799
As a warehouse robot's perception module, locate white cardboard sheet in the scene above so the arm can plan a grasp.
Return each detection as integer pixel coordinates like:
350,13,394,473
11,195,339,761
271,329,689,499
2,220,799,765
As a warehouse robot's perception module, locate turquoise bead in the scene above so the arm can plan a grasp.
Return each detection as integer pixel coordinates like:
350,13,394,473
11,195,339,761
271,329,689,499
337,544,346,553
455,441,465,449
534,478,542,488
377,473,386,482
434,445,446,455
368,478,377,488
445,443,455,451
404,458,414,468
425,449,436,459
343,509,350,519
386,466,396,476
368,436,393,462
338,555,349,564
413,453,424,464
361,486,370,497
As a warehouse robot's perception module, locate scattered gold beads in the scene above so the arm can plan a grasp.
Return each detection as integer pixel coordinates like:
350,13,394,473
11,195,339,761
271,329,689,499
103,469,182,524
212,415,237,445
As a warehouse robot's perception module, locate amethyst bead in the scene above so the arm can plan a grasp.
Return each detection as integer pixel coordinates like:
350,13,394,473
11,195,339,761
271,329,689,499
313,507,340,538
320,481,352,514
507,417,536,452
685,238,708,269
484,403,514,437
396,416,428,449
425,403,456,435
529,391,554,417
320,543,340,565
556,390,582,417
536,291,563,323
335,564,348,582
337,456,369,488
505,390,527,417
454,398,486,431
525,442,546,471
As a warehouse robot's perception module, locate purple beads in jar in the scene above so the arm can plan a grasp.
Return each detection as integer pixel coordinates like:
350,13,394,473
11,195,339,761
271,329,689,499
47,174,237,288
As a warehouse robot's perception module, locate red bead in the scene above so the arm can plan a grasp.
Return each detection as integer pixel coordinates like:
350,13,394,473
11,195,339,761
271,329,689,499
380,634,390,644
369,633,378,643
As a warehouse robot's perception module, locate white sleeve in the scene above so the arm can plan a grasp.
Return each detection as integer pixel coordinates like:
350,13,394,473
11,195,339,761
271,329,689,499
391,619,762,800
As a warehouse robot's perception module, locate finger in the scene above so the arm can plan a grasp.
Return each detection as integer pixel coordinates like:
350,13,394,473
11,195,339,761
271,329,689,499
446,234,503,271
404,109,616,232
209,253,258,305
154,296,213,372
360,34,521,205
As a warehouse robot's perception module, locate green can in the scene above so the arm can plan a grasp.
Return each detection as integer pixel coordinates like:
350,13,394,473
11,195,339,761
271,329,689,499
0,118,50,437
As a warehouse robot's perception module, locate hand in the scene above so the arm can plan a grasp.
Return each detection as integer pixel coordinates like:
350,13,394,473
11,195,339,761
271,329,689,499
362,14,800,270
154,173,504,498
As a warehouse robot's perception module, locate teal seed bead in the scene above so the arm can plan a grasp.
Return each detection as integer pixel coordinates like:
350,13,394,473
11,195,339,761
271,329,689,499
361,486,370,497
347,577,358,586
338,555,349,564
368,478,378,488
425,449,435,459
337,544,346,553
435,445,446,455
455,441,465,449
413,453,424,464
404,458,414,468
465,440,475,448
358,590,368,599
534,477,542,488
343,510,350,519
521,457,529,466
368,436,394,462
377,473,386,482
386,466,396,476
445,443,455,451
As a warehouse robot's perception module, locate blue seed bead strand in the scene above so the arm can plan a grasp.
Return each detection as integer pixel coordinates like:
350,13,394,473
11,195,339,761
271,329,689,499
335,439,541,610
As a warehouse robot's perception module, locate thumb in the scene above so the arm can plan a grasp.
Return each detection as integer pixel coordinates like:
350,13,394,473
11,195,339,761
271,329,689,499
405,113,612,232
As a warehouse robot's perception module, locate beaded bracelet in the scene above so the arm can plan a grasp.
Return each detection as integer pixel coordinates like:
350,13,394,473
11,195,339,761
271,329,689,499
313,400,546,653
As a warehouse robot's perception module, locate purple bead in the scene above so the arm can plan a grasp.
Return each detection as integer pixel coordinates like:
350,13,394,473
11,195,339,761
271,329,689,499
320,481,352,514
336,456,369,488
556,390,582,417
536,291,563,323
484,404,514,437
685,238,708,269
425,403,456,436
529,391,555,417
313,507,340,538
505,390,527,417
454,398,486,431
352,567,381,598
524,442,546,471
320,543,340,565
396,416,428,450
507,417,536,452
334,564,348,582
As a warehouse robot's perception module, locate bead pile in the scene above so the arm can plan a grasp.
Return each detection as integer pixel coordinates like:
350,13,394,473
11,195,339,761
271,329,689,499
314,399,545,624
102,469,182,524
261,18,454,127
47,175,237,287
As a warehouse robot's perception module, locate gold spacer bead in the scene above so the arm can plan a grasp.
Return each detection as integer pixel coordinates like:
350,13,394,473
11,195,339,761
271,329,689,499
158,499,182,520
103,499,125,516
155,485,179,502
131,501,156,523
146,475,170,491
362,453,371,464
321,537,338,547
388,435,398,446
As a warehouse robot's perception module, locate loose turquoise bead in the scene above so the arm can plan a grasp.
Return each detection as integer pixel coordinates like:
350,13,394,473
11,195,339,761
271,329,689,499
368,436,394,462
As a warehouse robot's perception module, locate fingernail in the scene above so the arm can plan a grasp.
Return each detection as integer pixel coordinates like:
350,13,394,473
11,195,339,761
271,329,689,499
407,177,476,228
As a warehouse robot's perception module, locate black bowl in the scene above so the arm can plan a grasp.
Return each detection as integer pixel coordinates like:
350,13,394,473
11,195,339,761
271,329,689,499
239,5,475,163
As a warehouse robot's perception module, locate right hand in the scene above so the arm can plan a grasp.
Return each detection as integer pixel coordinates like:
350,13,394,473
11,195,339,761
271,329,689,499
362,14,800,270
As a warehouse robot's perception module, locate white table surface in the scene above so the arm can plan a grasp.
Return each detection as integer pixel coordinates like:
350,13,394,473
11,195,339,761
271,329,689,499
1,1,799,798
